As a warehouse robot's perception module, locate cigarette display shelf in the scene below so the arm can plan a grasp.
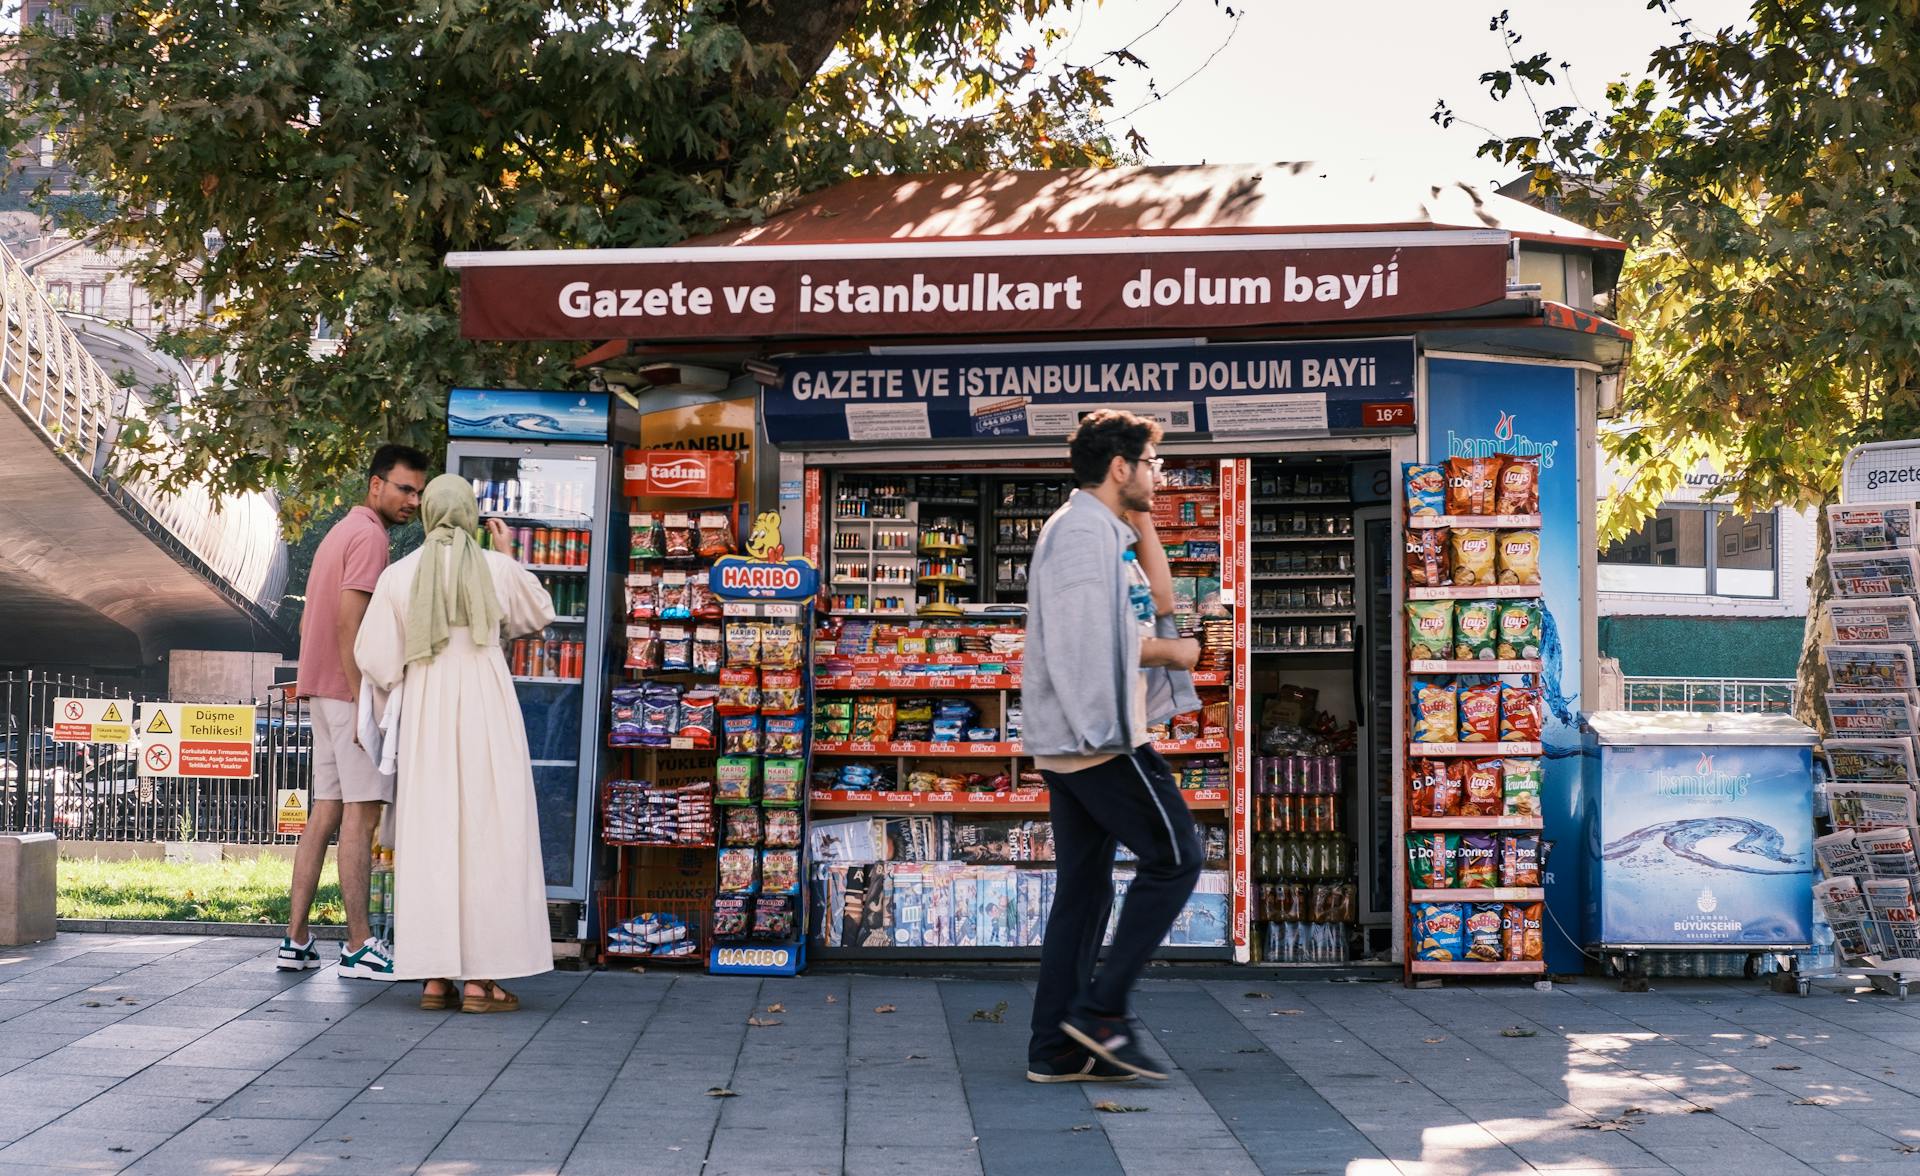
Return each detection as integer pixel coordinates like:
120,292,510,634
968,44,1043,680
1252,535,1355,545
1256,573,1356,582
1407,515,1542,530
1409,816,1543,831
1252,496,1351,506
1407,585,1542,601
1408,660,1542,674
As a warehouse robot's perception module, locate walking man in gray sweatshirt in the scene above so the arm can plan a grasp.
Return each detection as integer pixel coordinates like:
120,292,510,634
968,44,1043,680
1023,410,1202,1083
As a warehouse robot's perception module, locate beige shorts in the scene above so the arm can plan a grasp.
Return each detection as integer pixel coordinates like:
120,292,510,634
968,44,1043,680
308,697,391,805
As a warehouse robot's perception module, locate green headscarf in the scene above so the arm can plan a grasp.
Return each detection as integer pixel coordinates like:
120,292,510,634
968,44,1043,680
405,473,505,665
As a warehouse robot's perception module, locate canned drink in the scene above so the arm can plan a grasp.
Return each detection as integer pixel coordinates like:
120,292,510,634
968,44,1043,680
510,638,528,677
577,529,591,567
532,527,551,566
515,527,532,562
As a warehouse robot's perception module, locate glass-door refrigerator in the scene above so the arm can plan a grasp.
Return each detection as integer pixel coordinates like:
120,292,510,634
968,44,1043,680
445,387,632,908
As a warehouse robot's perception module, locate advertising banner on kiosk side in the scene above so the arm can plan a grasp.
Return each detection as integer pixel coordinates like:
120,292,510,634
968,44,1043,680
768,339,1415,444
1425,358,1585,972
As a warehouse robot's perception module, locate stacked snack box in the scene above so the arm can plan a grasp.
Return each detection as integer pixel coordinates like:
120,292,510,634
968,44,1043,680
1401,456,1551,979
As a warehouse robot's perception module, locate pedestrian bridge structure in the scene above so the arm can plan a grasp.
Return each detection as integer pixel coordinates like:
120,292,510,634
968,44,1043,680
0,237,286,669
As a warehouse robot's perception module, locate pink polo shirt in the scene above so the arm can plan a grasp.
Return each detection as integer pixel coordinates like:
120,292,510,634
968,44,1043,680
297,505,390,702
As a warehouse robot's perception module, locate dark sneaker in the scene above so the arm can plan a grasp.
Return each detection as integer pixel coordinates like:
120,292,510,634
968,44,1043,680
275,935,321,971
337,936,395,981
1061,1015,1167,1080
1026,1049,1140,1084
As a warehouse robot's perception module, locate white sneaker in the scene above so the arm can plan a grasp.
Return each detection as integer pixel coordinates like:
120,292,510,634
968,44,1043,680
276,935,322,971
337,936,396,981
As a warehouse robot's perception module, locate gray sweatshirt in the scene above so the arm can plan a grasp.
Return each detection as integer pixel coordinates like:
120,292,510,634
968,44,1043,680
1021,490,1201,758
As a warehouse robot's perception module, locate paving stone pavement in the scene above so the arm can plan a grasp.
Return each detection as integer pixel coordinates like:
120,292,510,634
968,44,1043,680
5,936,1920,1174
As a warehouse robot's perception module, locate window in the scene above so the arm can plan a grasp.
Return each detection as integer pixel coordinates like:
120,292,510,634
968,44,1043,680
81,284,103,315
1600,504,1777,597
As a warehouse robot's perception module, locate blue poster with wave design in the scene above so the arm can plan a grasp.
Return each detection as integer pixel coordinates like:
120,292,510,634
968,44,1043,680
1425,359,1584,971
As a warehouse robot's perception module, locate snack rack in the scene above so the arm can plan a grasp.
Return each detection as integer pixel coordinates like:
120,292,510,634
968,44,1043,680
596,451,743,967
1400,459,1550,983
706,559,819,975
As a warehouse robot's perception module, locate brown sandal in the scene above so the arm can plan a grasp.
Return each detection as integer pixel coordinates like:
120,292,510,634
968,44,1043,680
460,981,519,1014
420,979,457,1011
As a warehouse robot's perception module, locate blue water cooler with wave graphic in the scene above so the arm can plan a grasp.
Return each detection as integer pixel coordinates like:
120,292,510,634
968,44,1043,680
1584,712,1816,958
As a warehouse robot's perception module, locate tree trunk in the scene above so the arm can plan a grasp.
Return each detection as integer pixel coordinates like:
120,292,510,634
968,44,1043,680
1793,495,1834,732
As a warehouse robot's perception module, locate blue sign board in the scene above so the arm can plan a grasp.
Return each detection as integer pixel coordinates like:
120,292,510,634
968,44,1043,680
1425,359,1586,971
767,339,1415,444
447,388,613,442
708,557,821,600
1586,742,1814,947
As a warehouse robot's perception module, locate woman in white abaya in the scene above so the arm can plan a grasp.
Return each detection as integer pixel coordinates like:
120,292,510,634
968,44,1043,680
354,473,554,1012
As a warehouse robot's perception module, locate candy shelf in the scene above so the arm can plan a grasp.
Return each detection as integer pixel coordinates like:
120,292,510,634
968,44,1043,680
808,787,1231,813
814,672,1020,691
1411,887,1545,903
814,739,1020,757
1155,737,1230,755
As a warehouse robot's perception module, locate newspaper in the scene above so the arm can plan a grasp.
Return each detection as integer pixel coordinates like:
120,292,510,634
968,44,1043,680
1815,830,1871,877
1827,782,1918,831
1814,874,1871,921
1831,549,1920,598
1830,598,1920,648
1832,917,1881,960
1829,503,1920,552
1826,693,1920,741
1827,738,1920,784
1826,644,1918,692
1864,876,1919,921
1858,825,1920,876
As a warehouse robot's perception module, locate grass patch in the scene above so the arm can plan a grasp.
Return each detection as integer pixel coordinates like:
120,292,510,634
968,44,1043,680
58,855,343,925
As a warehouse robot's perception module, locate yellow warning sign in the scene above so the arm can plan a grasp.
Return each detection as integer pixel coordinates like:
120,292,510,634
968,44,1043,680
146,710,173,735
137,702,256,779
276,788,310,836
101,703,123,722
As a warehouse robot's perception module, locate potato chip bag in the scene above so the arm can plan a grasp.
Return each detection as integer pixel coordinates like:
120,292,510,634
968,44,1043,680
1458,681,1501,742
1502,758,1544,817
1501,686,1544,742
1413,903,1466,961
1408,758,1453,817
1445,457,1501,516
1458,834,1499,888
1465,904,1506,961
1462,758,1504,815
1409,678,1458,744
1495,600,1543,660
1406,600,1454,660
1500,835,1543,887
1453,601,1499,660
1406,832,1458,888
1405,463,1447,518
1496,530,1542,585
1505,902,1545,961
1436,761,1466,816
1405,528,1450,588
1449,528,1497,586
1496,456,1540,515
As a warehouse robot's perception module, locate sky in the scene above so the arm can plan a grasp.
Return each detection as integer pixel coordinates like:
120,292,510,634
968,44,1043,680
1036,0,1756,184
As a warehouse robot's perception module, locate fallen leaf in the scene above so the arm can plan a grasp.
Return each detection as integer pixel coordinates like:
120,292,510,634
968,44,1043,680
81,1001,101,1008
970,1001,1008,1023
108,1147,131,1154
766,1003,786,1013
826,995,838,1004
746,1016,782,1027
906,1053,928,1060
1500,1027,1537,1038
874,1004,898,1015
1792,1097,1832,1106
1275,1008,1304,1016
1622,1107,1647,1115
706,1087,737,1098
1896,1143,1920,1155
1070,1124,1093,1133
1094,1101,1149,1113
1686,1106,1715,1114
1233,1047,1263,1054
1574,1117,1640,1132
1243,991,1270,999
1772,1064,1802,1071
1423,1037,1446,1044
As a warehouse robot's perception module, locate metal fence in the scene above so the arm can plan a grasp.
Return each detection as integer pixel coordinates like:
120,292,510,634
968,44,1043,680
1,670,310,843
1621,675,1798,716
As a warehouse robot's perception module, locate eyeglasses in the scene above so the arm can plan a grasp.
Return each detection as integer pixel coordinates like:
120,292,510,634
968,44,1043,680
1134,456,1165,474
379,477,425,499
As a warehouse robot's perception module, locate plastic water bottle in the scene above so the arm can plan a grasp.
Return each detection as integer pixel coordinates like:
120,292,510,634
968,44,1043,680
1122,551,1155,626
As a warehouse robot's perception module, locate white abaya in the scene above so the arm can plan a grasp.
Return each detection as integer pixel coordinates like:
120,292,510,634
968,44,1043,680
354,548,555,982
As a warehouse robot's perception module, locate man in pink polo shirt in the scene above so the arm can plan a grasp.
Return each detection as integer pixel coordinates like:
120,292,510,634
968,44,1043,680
280,444,427,980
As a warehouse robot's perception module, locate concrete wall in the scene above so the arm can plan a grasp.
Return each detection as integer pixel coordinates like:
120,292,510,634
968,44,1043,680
168,650,291,703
